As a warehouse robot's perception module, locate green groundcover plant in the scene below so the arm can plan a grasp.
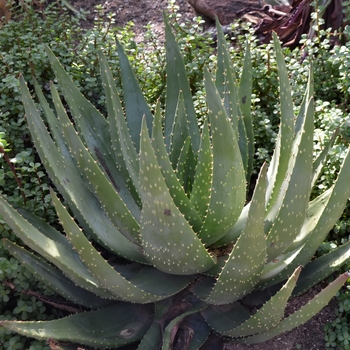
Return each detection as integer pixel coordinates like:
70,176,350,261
0,16,350,349
324,289,350,349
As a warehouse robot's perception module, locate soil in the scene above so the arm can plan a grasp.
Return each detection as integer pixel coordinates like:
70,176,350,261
68,0,338,349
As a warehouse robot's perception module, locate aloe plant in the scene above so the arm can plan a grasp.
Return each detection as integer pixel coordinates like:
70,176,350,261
1,17,350,349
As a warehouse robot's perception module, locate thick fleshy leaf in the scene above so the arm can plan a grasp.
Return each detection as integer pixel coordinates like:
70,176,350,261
264,64,313,235
0,195,112,298
195,164,267,305
52,191,193,303
116,41,153,151
99,50,141,203
239,42,254,181
0,303,154,348
311,127,339,188
285,189,331,255
265,33,296,211
190,121,213,220
258,245,304,286
169,91,190,168
161,302,207,350
197,69,245,246
202,302,250,334
139,118,215,274
50,82,140,244
293,239,350,295
2,239,112,309
215,17,239,134
32,79,70,160
237,272,349,343
164,15,200,153
260,144,350,288
45,47,123,196
137,298,173,350
25,76,145,263
224,267,301,337
152,105,202,232
175,137,196,194
210,202,251,248
265,96,314,260
299,144,350,261
216,20,254,179
215,18,250,178
178,313,211,350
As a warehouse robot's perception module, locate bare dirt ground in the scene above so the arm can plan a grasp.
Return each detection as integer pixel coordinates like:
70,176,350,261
71,0,195,41
68,0,339,349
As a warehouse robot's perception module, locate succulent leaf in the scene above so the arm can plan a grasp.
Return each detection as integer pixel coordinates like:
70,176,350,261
0,303,154,348
161,300,207,350
215,18,239,134
288,189,331,253
2,239,113,309
258,245,304,285
264,145,350,288
45,47,120,190
293,239,350,295
116,41,153,151
237,272,350,343
137,298,173,350
49,81,141,244
1,18,349,349
190,121,213,220
152,105,203,231
164,15,200,153
28,76,145,263
239,42,254,182
52,190,193,302
175,137,196,194
224,266,301,337
301,181,350,262
171,313,211,350
169,91,190,168
215,18,251,179
32,78,71,160
0,194,112,298
139,118,215,274
195,164,267,305
99,50,141,200
202,302,251,333
311,127,339,188
197,69,245,246
265,33,296,211
211,202,251,248
265,96,314,260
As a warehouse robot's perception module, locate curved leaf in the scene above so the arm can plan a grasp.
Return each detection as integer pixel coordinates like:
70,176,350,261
237,272,349,344
197,69,245,247
164,15,200,153
224,267,301,337
152,104,202,232
0,195,112,298
139,118,215,274
0,303,154,348
50,82,140,244
196,164,267,305
2,240,113,309
52,190,193,303
23,76,145,263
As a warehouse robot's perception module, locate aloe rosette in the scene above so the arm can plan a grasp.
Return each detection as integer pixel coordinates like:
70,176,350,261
1,18,350,349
